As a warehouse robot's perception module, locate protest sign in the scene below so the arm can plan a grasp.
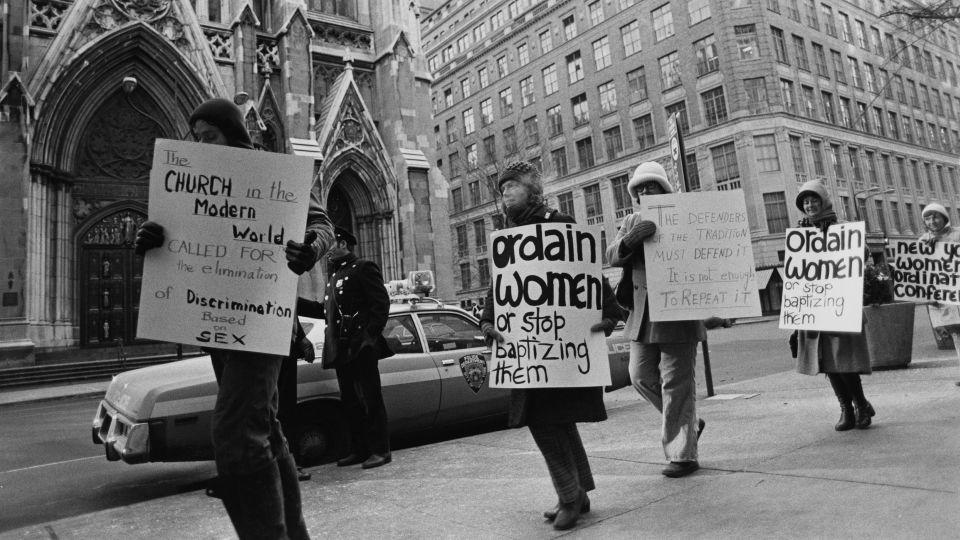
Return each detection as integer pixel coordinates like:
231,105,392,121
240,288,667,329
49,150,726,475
137,139,314,355
779,221,865,332
639,191,760,321
891,240,960,305
489,223,611,388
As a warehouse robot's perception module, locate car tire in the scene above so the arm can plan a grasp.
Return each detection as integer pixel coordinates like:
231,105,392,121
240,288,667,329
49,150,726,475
296,417,348,466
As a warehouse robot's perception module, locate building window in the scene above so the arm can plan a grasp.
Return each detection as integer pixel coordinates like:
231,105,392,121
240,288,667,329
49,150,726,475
633,114,655,149
865,151,879,186
688,0,711,25
801,85,817,118
754,134,780,172
474,23,488,42
812,43,829,77
459,262,471,290
445,117,458,143
480,98,493,126
780,79,796,113
822,4,836,37
598,81,618,114
603,126,623,160
490,10,505,30
465,144,478,168
583,183,603,223
456,225,468,257
864,63,877,93
847,147,863,185
547,105,563,137
517,42,530,67
520,77,535,107
460,78,472,98
443,88,454,108
804,0,819,29
666,101,689,135
588,0,604,25
539,29,553,54
856,102,869,132
830,50,845,83
499,87,513,117
763,192,790,234
793,35,809,70
686,153,701,190
571,93,589,126
473,219,486,252
482,135,496,162
462,109,475,135
611,175,632,217
621,21,642,56
542,64,559,95
627,67,648,100
562,14,577,41
468,180,481,206
701,87,727,126
839,11,852,42
659,51,681,89
820,90,835,123
478,258,490,286
523,116,539,145
576,137,595,169
566,51,584,83
789,135,807,181
744,77,769,114
694,35,719,76
848,57,862,88
652,4,674,42
448,152,460,177
478,67,490,88
735,24,759,60
496,56,508,78
772,27,789,64
786,0,800,21
829,143,844,181
552,148,569,177
503,126,517,154
557,191,574,217
593,37,612,70
890,200,902,232
810,140,826,177
711,142,741,187
452,187,463,213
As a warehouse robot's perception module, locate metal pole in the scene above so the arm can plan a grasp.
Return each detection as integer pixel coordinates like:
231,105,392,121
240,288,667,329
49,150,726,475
701,338,715,397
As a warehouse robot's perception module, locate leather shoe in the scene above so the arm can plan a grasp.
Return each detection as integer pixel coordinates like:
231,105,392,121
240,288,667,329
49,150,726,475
696,419,706,440
543,490,590,521
662,461,700,478
552,498,582,531
297,467,312,481
361,453,392,469
854,401,876,429
336,454,367,467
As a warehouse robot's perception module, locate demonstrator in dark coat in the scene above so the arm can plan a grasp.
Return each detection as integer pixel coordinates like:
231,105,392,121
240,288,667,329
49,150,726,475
297,227,394,470
479,161,623,531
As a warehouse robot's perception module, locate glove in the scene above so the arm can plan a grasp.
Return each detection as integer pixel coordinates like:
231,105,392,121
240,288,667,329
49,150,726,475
590,318,617,337
789,331,798,359
286,230,319,275
134,221,165,256
622,220,656,252
480,321,505,345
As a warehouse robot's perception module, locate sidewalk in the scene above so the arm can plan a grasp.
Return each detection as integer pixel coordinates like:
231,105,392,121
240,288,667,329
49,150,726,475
4,353,958,539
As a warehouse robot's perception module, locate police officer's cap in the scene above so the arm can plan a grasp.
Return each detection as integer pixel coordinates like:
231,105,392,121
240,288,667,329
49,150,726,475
334,227,357,246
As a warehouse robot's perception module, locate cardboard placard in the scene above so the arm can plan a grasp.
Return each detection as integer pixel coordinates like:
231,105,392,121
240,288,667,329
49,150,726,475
779,222,865,332
137,139,314,355
489,223,611,388
892,240,960,305
639,191,761,321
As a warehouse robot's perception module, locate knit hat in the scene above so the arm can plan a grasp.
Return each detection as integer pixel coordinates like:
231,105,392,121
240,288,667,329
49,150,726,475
497,161,543,201
922,203,950,222
627,162,673,198
188,98,253,149
795,180,831,211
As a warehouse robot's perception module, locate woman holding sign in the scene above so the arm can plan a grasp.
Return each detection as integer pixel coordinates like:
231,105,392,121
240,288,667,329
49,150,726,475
919,203,960,385
479,161,622,531
794,181,875,430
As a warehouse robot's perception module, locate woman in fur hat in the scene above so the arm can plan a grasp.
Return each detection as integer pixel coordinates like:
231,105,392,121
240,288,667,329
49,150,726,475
794,180,875,430
606,161,707,479
919,203,960,385
478,161,623,531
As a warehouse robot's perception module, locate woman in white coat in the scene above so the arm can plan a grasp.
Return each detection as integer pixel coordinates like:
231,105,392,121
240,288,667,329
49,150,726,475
919,203,960,385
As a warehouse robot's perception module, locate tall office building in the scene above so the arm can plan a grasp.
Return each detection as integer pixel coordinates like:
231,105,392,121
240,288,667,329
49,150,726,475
0,0,450,363
423,0,960,313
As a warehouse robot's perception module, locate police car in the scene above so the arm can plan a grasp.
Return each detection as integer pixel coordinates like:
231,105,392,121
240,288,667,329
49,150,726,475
92,278,632,466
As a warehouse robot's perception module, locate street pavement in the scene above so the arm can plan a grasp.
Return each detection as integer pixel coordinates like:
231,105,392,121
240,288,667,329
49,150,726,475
2,337,958,538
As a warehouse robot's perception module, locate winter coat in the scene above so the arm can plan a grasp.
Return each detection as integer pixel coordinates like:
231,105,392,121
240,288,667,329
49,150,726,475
480,204,617,428
793,210,870,375
920,225,960,331
297,253,394,369
605,212,707,344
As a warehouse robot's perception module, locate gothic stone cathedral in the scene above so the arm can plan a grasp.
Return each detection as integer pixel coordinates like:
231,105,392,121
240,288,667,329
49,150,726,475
0,0,451,364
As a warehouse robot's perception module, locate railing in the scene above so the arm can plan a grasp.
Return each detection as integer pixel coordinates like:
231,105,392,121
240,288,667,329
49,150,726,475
586,215,604,225
615,208,633,219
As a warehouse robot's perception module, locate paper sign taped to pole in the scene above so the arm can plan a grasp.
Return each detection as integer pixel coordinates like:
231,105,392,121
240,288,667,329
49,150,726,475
489,223,611,388
137,139,314,355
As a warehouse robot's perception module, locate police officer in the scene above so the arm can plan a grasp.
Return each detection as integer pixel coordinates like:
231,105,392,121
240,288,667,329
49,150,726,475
299,227,394,469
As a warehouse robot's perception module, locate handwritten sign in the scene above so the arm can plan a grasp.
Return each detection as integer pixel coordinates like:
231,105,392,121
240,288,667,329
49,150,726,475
137,139,314,355
892,240,960,304
779,222,865,332
489,223,611,388
639,191,760,321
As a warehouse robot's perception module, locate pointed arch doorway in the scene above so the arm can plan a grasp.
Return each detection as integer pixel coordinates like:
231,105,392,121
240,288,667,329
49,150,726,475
326,169,385,270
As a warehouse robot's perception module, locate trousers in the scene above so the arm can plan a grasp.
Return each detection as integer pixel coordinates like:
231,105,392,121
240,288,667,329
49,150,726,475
629,341,699,462
528,423,595,504
335,355,390,456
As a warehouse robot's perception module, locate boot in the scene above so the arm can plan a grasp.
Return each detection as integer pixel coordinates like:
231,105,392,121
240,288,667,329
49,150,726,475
843,374,875,429
543,489,590,521
276,454,311,540
827,374,855,431
218,463,287,540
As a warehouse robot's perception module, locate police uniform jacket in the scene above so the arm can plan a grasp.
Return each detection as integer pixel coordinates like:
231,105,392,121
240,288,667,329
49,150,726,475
480,204,617,428
299,253,393,369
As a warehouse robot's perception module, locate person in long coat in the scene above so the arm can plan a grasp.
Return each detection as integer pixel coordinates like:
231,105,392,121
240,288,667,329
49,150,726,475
479,161,622,531
606,161,707,479
297,227,395,469
918,203,960,386
793,180,875,430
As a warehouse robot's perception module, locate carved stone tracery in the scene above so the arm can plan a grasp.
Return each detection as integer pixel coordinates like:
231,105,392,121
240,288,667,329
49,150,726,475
29,0,70,31
76,91,167,182
80,210,145,246
257,40,280,72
